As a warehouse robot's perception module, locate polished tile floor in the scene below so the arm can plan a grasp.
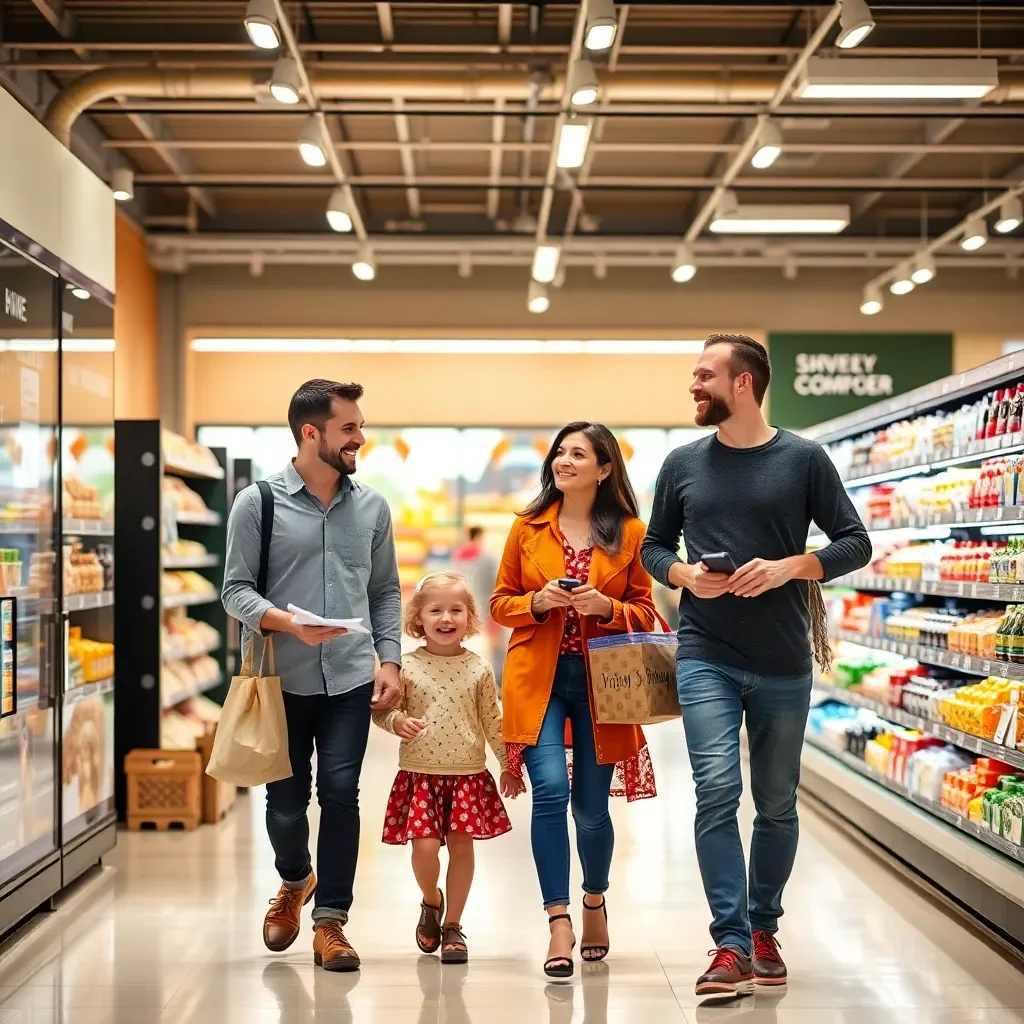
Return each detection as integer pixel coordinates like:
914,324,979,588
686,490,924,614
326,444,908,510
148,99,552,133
2,725,1023,1023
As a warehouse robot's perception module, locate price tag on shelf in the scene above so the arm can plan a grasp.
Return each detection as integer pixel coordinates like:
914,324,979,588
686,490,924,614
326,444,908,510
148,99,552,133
963,656,973,672
950,654,962,669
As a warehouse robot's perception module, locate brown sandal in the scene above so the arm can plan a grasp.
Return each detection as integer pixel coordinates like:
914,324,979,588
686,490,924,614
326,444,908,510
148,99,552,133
441,922,468,965
416,893,444,953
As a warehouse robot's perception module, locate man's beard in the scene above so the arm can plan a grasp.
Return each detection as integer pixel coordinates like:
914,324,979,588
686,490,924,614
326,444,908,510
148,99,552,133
694,394,733,427
317,436,358,476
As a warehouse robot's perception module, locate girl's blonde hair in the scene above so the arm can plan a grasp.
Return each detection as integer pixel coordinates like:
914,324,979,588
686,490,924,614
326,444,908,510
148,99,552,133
403,571,483,640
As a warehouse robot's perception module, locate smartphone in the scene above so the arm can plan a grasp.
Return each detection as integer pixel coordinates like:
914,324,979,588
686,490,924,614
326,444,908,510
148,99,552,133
557,577,585,591
700,552,737,575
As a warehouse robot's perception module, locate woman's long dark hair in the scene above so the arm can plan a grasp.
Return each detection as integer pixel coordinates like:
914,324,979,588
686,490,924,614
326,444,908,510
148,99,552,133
520,422,639,554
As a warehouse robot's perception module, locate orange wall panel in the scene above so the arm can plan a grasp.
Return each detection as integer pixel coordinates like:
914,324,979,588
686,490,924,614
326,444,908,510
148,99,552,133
113,214,159,419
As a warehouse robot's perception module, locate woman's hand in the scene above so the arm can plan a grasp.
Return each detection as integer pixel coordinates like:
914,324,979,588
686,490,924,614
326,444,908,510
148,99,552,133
531,579,573,616
570,584,614,620
395,715,426,740
500,771,526,799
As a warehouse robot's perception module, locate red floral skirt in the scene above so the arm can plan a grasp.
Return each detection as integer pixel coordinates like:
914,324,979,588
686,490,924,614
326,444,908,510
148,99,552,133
381,770,513,846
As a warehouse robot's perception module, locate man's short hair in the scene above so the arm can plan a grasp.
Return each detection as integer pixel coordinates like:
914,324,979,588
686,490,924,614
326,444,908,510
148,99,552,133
468,526,484,542
287,379,364,443
703,334,771,405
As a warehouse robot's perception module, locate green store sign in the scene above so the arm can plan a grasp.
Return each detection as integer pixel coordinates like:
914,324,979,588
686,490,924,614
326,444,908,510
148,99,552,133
768,332,953,430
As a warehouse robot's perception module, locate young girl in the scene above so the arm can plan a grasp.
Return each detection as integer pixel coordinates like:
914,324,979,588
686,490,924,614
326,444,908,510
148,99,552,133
373,572,524,964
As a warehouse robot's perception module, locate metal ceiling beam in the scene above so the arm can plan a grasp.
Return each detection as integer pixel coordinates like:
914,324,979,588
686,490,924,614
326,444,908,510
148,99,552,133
497,4,513,47
392,98,420,218
487,98,506,221
376,3,395,45
26,0,76,39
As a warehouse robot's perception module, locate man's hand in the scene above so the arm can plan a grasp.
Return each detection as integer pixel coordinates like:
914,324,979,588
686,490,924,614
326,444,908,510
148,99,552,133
500,771,526,799
728,558,795,598
395,715,426,740
570,584,614,619
290,623,348,647
670,561,731,599
371,661,402,712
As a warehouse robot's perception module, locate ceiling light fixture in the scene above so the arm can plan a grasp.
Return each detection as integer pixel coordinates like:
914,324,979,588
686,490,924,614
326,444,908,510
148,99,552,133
527,281,550,314
532,244,561,283
70,286,91,301
860,284,883,316
568,59,600,107
795,58,999,100
244,0,281,49
889,263,915,295
584,0,618,52
710,203,850,234
556,117,592,169
352,245,376,281
326,188,353,232
110,167,133,201
269,57,302,104
995,195,1024,234
911,252,936,285
750,119,783,170
961,217,988,251
298,116,327,167
670,242,697,283
836,0,876,49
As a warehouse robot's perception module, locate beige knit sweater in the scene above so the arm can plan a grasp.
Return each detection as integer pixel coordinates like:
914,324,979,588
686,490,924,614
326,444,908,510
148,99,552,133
372,648,508,775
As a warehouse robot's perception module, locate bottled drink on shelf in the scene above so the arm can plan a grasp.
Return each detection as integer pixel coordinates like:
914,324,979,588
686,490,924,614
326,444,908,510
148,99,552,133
977,391,994,441
1011,383,1024,435
996,388,1013,437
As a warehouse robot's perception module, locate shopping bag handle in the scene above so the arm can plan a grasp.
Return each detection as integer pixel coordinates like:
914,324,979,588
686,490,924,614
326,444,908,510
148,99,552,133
624,604,672,635
255,634,276,677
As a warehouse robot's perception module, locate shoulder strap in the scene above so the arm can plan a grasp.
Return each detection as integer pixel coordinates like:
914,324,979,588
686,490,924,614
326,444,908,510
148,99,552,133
255,480,274,598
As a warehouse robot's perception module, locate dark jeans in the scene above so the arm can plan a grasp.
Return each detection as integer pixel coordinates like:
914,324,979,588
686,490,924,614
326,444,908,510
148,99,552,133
676,658,812,958
265,684,373,925
523,654,615,909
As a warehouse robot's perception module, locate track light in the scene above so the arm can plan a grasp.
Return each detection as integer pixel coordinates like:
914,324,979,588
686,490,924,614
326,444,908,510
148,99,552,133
836,0,875,50
860,284,883,316
298,116,327,167
110,168,133,201
556,117,592,169
670,243,697,283
351,245,376,281
527,281,550,314
326,188,353,233
568,59,600,107
911,253,935,285
584,0,618,52
269,57,302,104
244,0,281,49
70,286,90,301
750,120,783,170
889,263,915,296
961,217,988,251
532,244,561,284
996,195,1023,234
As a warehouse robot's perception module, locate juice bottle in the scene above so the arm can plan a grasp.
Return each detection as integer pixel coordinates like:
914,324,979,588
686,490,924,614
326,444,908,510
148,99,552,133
997,389,1013,436
1010,383,1024,435
988,391,1004,439
977,392,993,441
996,607,1015,661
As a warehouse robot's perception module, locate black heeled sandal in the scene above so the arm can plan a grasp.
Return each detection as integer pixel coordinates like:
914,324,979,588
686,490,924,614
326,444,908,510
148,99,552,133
581,896,609,962
544,913,576,979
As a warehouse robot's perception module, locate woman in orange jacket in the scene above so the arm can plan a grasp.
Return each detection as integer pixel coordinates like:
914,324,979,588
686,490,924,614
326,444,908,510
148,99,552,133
490,422,657,980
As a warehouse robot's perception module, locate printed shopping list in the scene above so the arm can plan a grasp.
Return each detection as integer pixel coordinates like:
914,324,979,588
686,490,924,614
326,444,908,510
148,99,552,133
287,604,370,634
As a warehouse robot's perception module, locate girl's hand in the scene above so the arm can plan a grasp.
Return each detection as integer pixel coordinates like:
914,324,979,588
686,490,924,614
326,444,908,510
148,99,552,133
570,584,614,619
395,715,426,740
531,579,573,616
500,771,526,799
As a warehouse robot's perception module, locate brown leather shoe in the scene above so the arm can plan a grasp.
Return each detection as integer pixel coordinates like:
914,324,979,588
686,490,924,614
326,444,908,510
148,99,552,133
263,874,317,952
313,921,361,972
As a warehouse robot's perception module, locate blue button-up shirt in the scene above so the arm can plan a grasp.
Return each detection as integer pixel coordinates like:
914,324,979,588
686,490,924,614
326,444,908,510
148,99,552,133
222,461,402,696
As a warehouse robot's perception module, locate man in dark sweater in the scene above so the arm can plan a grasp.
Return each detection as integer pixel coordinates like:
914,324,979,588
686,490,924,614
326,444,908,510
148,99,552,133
641,334,870,998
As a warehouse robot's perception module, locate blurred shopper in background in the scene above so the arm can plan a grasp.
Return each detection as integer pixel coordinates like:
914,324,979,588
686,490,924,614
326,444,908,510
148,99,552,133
453,526,506,686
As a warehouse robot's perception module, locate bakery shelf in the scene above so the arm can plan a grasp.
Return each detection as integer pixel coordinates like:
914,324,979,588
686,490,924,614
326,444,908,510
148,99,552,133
63,518,114,536
162,591,218,609
164,459,225,482
175,509,222,527
832,572,1024,603
65,591,114,613
813,681,1024,771
0,520,49,535
163,553,220,570
161,672,224,710
163,636,221,663
65,676,115,704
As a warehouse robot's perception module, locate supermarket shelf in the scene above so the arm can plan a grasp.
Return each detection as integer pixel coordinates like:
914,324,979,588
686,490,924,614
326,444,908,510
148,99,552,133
833,572,1024,602
814,681,1024,771
63,518,114,536
161,672,223,710
0,520,48,535
812,504,1024,541
65,591,114,613
163,637,221,662
162,553,219,570
164,459,225,481
65,676,115,704
805,737,1024,866
162,591,218,609
175,509,222,527
832,628,1024,681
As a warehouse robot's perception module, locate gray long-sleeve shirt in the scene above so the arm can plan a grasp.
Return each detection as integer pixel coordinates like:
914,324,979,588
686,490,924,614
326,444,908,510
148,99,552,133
222,461,402,696
641,429,871,677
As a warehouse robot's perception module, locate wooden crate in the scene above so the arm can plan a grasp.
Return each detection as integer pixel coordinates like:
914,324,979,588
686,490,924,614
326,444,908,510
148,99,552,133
124,749,202,831
196,726,237,824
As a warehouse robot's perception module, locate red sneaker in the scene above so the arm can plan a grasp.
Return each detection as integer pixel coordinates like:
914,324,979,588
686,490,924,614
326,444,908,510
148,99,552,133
752,929,787,986
695,947,756,997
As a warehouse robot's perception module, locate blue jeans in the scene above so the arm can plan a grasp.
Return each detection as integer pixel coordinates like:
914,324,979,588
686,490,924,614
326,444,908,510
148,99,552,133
676,659,812,957
523,655,615,909
265,684,373,924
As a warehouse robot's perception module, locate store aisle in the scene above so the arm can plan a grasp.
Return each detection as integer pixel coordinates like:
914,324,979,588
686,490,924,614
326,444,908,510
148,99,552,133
1,726,1023,1024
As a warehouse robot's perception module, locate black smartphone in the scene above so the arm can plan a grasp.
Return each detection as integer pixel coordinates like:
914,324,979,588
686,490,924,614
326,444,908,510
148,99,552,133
557,577,585,591
700,552,737,575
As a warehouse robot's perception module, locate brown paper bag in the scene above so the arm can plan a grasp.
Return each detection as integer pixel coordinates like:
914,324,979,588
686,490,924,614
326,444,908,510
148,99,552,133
587,610,680,726
205,636,292,787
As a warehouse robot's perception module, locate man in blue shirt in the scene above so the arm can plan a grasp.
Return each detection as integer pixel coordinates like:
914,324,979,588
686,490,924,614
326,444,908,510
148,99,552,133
223,379,402,972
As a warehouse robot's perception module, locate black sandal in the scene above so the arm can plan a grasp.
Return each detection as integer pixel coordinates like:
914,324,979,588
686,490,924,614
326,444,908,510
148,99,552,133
581,896,609,962
440,922,468,965
544,913,575,979
416,893,444,954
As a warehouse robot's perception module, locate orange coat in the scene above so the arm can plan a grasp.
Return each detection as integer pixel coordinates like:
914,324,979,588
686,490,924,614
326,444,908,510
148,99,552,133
490,503,657,765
